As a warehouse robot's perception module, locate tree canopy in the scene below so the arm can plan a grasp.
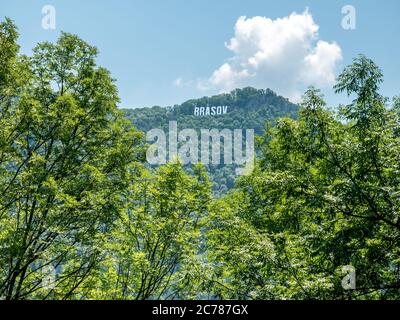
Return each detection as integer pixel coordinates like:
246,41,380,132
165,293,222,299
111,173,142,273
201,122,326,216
206,55,400,299
1,18,399,300
0,18,144,299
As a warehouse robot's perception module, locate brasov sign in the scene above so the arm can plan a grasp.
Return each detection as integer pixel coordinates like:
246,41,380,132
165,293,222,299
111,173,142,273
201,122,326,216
194,105,229,116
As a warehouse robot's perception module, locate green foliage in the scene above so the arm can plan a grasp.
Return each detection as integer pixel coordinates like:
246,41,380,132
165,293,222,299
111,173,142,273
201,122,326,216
1,18,400,301
84,162,212,300
0,19,144,300
206,55,400,299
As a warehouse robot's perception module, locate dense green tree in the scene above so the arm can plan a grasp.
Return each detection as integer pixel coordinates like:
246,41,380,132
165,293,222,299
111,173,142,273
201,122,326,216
84,162,211,300
0,19,144,300
206,55,400,299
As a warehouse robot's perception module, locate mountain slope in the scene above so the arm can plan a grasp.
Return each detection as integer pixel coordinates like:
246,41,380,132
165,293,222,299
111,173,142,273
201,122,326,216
123,87,298,195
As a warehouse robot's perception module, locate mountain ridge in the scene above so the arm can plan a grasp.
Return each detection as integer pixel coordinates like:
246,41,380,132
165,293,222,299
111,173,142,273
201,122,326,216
123,87,299,195
123,87,298,133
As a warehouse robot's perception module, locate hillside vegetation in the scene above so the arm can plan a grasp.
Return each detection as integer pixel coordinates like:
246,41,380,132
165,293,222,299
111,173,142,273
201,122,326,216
124,87,298,195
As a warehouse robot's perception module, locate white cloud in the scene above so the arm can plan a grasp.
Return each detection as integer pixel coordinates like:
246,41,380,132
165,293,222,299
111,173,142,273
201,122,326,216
173,77,197,89
302,40,342,86
203,10,342,101
209,63,252,90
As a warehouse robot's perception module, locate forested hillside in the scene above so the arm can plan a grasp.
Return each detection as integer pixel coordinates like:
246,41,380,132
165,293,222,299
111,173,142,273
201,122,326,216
1,18,399,300
124,87,297,134
124,88,298,195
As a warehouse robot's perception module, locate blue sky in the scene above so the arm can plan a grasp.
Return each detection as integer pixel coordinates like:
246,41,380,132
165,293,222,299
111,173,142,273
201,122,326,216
1,0,399,108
